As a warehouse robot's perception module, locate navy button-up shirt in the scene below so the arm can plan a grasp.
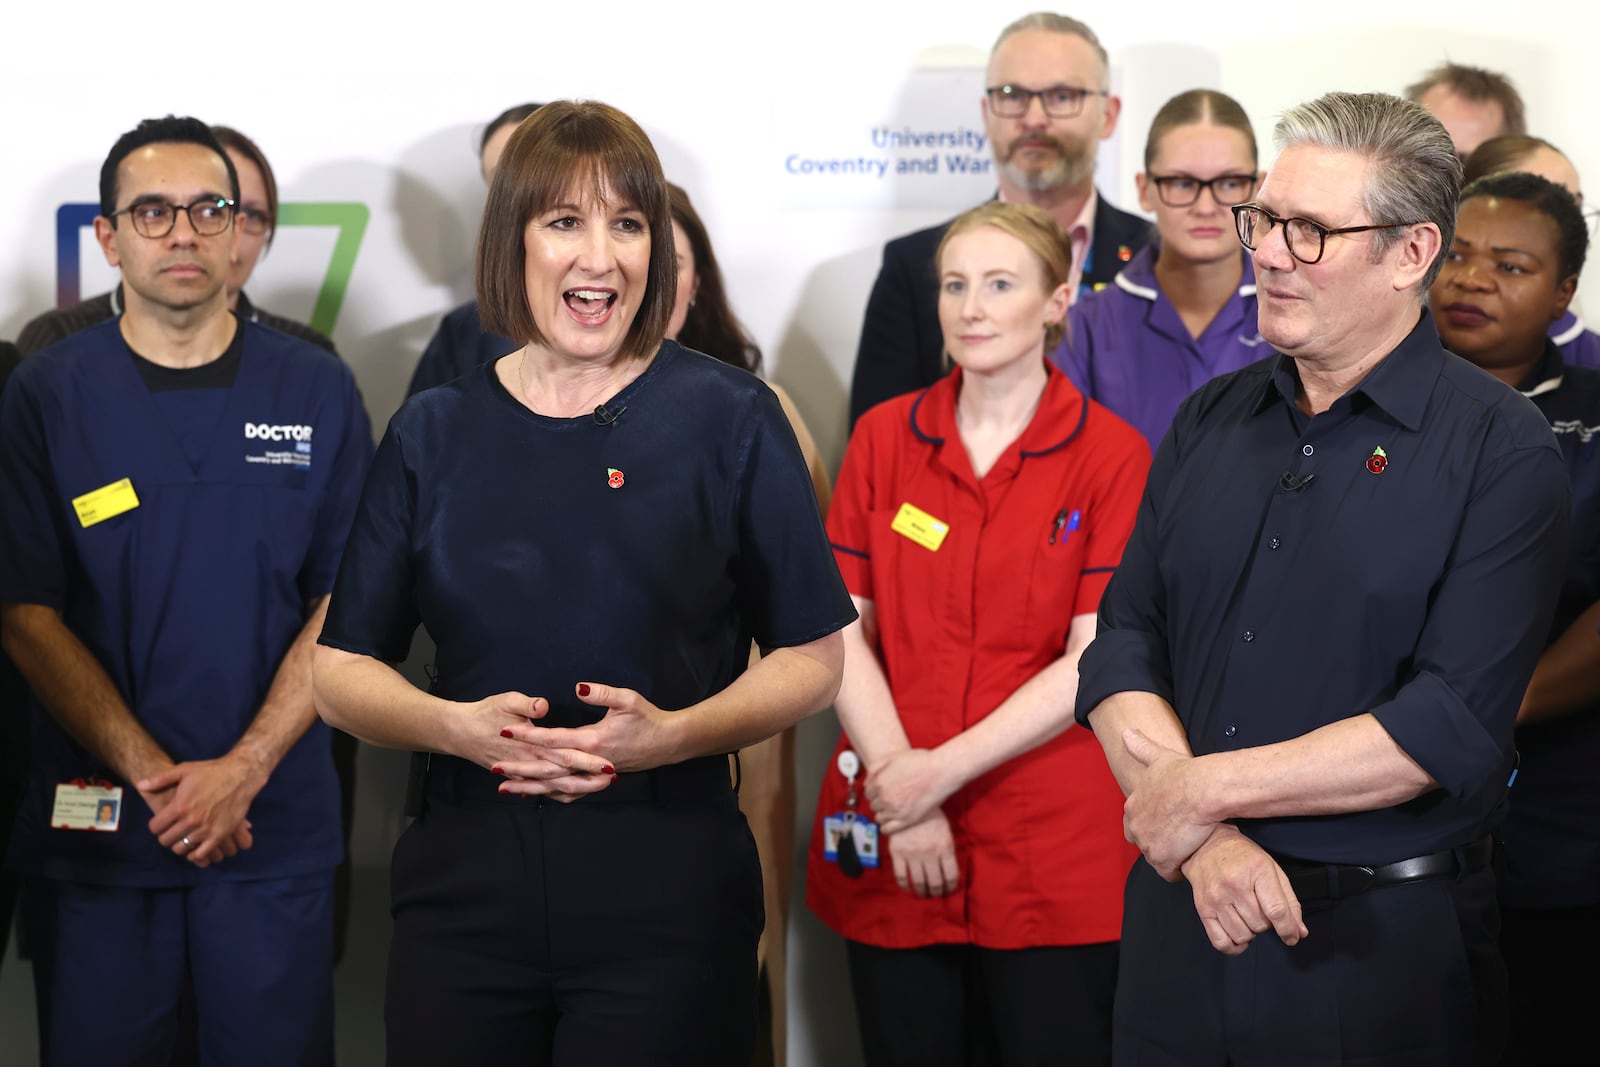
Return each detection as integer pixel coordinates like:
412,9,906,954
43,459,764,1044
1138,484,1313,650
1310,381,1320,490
1077,312,1571,865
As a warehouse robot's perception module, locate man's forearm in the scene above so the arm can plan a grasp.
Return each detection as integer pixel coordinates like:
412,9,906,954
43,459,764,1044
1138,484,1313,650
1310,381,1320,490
228,596,331,784
1,602,171,782
1086,689,1191,797
1193,713,1436,824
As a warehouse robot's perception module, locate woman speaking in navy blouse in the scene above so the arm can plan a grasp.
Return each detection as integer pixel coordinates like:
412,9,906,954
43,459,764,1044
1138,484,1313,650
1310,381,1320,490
312,101,854,1066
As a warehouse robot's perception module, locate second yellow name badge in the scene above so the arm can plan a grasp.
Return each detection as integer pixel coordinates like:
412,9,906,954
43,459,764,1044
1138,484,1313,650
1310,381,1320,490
71,478,140,528
891,502,950,552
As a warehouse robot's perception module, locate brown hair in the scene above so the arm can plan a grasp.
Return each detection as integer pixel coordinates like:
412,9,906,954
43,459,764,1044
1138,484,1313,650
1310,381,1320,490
936,201,1073,350
1404,63,1527,138
1144,89,1257,170
668,182,761,373
211,126,277,244
475,100,675,358
1462,134,1564,186
992,13,1109,90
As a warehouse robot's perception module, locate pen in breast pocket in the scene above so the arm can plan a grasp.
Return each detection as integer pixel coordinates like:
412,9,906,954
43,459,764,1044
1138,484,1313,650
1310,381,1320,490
1050,508,1080,545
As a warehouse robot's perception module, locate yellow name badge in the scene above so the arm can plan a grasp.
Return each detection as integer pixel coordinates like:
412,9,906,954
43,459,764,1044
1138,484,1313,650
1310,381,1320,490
891,502,951,552
71,478,140,528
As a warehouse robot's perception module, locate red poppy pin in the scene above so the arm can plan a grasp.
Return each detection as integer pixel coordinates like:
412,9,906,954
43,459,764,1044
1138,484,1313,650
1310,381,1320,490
1367,446,1387,475
1117,244,1133,262
607,467,625,489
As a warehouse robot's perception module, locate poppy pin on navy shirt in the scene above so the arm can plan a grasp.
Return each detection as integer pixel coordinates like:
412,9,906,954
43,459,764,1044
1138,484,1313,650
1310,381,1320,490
1367,445,1388,475
607,467,625,489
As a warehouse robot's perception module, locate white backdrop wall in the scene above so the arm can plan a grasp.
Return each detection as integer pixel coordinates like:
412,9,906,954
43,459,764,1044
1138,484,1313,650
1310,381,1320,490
2,3,1591,1063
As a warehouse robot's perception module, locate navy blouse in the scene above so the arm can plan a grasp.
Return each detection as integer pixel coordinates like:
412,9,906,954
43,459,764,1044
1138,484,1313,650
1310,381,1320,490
320,341,855,727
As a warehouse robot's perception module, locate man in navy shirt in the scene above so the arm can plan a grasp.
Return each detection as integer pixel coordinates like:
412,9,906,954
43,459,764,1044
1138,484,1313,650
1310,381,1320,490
847,12,1151,425
1076,92,1570,1066
0,116,370,1066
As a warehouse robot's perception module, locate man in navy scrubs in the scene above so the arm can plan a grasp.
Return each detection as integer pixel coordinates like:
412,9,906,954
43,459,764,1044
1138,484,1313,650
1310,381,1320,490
0,116,371,1066
1076,92,1570,1065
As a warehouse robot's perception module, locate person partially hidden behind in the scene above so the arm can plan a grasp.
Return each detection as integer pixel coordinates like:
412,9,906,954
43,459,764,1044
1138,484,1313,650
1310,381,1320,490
405,102,537,396
1076,92,1570,1066
848,11,1151,425
1430,171,1600,1066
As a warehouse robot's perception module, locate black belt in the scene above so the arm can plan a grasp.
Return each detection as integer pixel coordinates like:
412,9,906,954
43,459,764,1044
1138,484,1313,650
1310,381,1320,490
1277,837,1493,902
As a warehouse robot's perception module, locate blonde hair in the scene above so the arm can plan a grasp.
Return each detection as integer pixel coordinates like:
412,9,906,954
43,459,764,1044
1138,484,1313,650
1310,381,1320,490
937,201,1073,350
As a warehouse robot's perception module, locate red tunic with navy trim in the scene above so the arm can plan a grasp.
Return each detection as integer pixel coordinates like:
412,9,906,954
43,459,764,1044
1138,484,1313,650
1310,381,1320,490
807,363,1149,949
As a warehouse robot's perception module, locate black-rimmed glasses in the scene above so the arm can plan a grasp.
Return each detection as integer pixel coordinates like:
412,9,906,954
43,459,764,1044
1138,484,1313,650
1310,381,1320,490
1231,203,1421,265
985,84,1107,119
1151,174,1257,208
108,197,236,238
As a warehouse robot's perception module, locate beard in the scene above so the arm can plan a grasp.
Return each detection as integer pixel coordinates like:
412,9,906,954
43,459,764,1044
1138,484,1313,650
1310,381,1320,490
997,132,1096,194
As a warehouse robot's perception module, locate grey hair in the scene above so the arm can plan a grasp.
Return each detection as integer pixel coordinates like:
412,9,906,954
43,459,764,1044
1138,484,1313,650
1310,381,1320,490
993,13,1109,90
1274,91,1462,293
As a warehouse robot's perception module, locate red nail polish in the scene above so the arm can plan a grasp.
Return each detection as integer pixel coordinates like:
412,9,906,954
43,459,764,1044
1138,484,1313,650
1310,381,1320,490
491,766,504,776
577,683,591,697
602,765,615,776
500,728,514,738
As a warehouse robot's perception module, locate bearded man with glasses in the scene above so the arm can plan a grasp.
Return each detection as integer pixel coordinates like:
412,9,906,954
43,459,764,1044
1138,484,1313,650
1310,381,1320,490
1075,92,1570,1066
848,11,1152,425
0,115,371,1066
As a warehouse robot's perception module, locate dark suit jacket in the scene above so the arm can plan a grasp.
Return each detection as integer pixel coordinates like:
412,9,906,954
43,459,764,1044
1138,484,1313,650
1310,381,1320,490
848,193,1153,425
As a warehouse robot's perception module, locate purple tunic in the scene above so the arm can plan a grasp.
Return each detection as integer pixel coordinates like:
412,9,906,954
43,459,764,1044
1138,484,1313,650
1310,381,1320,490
1551,309,1600,370
1050,243,1267,453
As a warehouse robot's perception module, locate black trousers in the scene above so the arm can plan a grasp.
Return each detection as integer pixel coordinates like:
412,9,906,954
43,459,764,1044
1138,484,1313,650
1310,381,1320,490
1113,859,1506,1066
1500,901,1600,1065
844,939,1118,1067
384,756,763,1067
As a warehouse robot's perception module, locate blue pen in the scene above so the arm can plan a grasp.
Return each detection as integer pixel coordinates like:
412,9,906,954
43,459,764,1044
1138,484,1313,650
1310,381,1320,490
1049,508,1081,545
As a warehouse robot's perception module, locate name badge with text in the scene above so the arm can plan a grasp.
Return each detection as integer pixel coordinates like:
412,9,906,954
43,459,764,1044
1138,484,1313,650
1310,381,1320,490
71,478,139,528
52,781,123,831
891,502,950,552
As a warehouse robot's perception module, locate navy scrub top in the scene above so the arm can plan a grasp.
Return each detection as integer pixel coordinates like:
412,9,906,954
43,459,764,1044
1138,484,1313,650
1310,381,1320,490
0,319,372,886
320,340,856,725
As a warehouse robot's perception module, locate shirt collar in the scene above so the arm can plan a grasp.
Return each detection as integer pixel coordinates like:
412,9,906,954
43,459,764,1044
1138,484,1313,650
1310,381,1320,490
1515,340,1566,398
1252,309,1444,431
909,360,1088,458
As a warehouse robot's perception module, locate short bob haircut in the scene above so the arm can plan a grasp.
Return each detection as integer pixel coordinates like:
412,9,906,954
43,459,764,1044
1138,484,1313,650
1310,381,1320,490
476,100,675,360
936,201,1074,350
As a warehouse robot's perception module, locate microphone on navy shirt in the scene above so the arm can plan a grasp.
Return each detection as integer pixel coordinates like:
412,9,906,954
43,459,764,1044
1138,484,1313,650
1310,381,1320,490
592,403,626,426
1278,470,1316,492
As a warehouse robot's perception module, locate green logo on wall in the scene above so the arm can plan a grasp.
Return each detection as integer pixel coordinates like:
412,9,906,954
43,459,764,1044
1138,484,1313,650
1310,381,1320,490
276,202,369,335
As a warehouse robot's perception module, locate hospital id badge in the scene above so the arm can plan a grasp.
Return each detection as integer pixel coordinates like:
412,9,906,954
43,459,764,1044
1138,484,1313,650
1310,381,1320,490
51,780,123,831
823,811,880,876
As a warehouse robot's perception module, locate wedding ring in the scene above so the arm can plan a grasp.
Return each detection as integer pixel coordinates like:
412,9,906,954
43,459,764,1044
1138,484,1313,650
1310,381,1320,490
181,836,193,848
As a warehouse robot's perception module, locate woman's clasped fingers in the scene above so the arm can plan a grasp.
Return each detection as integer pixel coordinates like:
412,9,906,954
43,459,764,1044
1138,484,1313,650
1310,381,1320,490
491,743,616,781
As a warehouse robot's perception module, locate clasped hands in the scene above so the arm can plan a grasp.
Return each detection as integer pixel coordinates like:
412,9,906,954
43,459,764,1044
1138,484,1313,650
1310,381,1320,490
137,752,266,868
473,682,673,801
1120,728,1307,956
864,748,963,900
